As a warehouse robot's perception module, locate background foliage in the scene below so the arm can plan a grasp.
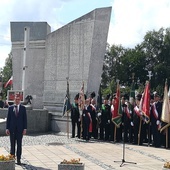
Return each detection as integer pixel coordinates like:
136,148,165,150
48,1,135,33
1,27,170,100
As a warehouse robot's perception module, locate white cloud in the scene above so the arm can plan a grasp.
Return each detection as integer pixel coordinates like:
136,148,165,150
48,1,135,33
108,0,170,47
1,0,170,68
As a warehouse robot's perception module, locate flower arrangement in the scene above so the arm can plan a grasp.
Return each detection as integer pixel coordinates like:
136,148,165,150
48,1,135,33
164,161,170,169
0,154,15,161
60,158,82,164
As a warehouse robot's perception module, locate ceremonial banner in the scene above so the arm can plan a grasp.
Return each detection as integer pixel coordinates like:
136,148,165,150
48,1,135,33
140,81,150,123
112,81,122,127
160,80,170,132
78,81,85,111
62,95,71,117
62,79,71,117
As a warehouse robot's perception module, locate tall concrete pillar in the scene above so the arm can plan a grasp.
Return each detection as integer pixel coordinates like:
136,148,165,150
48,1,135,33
11,22,51,109
10,7,112,110
44,7,112,109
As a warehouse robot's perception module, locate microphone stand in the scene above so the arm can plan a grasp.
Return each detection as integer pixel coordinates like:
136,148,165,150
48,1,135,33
114,109,137,167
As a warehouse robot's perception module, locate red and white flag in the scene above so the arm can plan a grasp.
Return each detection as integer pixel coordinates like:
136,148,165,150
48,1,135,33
4,76,13,88
140,81,150,123
78,81,85,111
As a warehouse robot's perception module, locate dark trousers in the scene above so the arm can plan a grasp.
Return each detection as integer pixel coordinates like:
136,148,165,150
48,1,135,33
82,123,90,140
71,120,81,138
92,119,98,139
152,123,161,147
110,122,115,141
10,131,23,160
99,123,104,140
105,123,110,140
99,123,110,140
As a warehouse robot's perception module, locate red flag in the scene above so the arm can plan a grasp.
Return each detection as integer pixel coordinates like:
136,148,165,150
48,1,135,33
4,76,13,88
140,81,150,123
112,81,122,127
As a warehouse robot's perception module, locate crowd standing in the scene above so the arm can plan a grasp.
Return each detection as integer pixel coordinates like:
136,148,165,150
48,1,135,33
70,91,170,149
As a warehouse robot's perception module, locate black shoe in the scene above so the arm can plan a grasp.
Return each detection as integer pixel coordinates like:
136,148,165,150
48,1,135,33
17,159,21,165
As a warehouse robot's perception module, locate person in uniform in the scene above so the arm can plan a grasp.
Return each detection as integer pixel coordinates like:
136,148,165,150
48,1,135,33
150,93,162,147
71,94,81,138
133,94,144,145
90,97,98,139
110,95,116,141
82,98,92,141
121,96,131,143
128,97,135,143
100,95,111,141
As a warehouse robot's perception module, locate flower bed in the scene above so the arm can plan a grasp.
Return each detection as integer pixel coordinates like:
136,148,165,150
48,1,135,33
163,161,170,169
58,158,84,170
0,154,15,170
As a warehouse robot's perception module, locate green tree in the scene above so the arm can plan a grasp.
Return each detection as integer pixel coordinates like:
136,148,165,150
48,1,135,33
0,52,13,99
101,27,170,97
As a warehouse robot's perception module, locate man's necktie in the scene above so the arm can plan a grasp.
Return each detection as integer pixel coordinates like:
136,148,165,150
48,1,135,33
15,106,18,116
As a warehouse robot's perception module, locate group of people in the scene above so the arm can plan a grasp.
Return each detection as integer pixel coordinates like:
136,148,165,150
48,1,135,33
70,91,168,149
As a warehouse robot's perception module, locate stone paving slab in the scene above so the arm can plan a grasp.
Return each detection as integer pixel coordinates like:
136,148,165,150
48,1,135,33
0,133,170,170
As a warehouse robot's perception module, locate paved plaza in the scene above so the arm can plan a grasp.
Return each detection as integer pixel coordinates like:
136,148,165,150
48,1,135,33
0,132,170,170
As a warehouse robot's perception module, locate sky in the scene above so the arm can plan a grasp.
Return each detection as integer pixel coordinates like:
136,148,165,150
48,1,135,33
1,0,170,68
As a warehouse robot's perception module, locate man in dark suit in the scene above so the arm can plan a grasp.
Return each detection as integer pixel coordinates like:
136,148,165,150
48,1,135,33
71,94,81,138
150,93,162,147
6,94,27,165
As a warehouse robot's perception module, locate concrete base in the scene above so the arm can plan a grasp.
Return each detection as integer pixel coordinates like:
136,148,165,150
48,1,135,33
0,160,15,170
0,108,73,135
0,108,50,135
58,164,84,170
50,111,72,133
0,118,6,136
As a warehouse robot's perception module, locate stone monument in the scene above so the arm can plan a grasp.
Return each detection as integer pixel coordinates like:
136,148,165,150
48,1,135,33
10,7,112,110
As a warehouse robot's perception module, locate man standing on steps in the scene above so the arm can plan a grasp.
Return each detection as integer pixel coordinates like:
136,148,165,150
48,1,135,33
6,94,27,165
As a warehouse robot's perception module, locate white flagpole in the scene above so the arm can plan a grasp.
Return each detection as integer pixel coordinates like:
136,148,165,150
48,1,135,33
22,27,30,91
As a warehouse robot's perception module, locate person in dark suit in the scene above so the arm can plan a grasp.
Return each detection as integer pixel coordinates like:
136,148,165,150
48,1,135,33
100,95,111,141
6,94,27,165
82,98,92,141
150,93,162,147
71,94,81,138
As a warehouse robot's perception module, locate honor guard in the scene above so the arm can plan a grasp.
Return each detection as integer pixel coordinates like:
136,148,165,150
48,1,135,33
100,95,111,141
71,94,81,138
150,93,162,147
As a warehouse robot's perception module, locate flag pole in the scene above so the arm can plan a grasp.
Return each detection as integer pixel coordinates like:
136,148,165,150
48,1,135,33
114,126,117,142
138,118,142,145
166,128,168,148
147,71,152,146
79,81,85,138
66,77,69,139
22,27,30,92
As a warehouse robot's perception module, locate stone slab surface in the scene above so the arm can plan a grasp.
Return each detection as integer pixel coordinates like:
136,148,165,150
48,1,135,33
0,132,169,170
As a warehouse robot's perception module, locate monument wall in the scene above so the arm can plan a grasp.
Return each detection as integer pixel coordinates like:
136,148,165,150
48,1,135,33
11,22,51,109
10,7,112,110
44,7,112,107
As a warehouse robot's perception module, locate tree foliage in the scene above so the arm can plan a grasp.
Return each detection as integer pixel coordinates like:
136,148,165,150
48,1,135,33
102,27,170,97
0,52,12,99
